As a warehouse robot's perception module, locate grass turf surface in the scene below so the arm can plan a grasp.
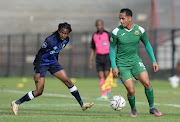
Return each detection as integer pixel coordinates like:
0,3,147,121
0,77,180,122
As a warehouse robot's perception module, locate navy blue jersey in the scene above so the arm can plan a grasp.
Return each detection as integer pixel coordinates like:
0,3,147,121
33,33,69,65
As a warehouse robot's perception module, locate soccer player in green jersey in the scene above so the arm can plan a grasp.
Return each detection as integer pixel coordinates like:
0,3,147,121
109,8,162,117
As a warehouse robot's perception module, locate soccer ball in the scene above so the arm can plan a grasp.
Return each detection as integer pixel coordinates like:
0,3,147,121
110,95,126,111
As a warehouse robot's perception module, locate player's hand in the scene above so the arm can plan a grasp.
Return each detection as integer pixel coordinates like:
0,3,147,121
112,68,119,78
34,73,40,82
153,62,159,72
88,61,92,69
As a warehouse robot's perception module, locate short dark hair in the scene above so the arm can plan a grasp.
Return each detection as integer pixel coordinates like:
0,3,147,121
95,19,104,26
58,22,72,32
120,8,133,17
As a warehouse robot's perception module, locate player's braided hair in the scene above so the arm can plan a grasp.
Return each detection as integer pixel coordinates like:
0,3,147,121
58,22,72,32
52,22,72,35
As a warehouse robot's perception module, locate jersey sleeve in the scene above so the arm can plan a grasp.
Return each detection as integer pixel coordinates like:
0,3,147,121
107,31,111,41
110,28,119,46
91,35,95,49
35,38,51,73
139,26,156,63
109,28,119,69
40,38,51,51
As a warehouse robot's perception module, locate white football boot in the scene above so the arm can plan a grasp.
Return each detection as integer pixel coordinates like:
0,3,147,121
11,101,19,115
81,103,94,111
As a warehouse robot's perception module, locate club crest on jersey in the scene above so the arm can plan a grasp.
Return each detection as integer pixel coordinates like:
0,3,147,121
134,30,139,35
42,42,47,48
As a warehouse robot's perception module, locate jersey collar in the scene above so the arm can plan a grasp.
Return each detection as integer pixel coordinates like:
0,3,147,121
124,24,134,32
96,29,106,34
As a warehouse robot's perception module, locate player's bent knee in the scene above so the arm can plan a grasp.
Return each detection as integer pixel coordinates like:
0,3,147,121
143,82,151,88
128,89,135,96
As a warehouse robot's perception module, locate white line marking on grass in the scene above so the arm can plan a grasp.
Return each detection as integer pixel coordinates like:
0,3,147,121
1,89,180,108
0,114,94,118
155,90,180,95
0,89,98,100
173,91,180,94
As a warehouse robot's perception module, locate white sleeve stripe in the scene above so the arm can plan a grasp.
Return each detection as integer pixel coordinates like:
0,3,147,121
112,27,119,36
138,26,145,34
28,91,35,100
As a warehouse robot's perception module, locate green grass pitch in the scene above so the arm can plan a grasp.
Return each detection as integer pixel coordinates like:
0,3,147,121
0,77,180,122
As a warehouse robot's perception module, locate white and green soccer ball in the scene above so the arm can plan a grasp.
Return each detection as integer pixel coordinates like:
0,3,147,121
110,95,126,111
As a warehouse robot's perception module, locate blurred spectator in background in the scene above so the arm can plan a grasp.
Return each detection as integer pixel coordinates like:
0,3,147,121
169,59,180,88
88,19,111,100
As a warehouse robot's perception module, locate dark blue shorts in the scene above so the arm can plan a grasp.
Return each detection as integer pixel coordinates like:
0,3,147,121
34,62,64,77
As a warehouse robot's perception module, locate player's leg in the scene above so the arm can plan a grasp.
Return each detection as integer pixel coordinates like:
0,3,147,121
96,71,108,99
135,72,153,107
120,67,137,117
104,70,109,78
95,55,107,99
11,66,47,115
53,70,94,110
103,54,112,98
53,69,81,105
104,63,111,98
136,72,162,116
50,62,93,110
11,78,45,115
103,54,111,79
133,61,162,117
96,58,107,99
123,79,137,117
104,70,111,98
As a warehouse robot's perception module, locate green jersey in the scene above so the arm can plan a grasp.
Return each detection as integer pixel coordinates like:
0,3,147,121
110,24,156,67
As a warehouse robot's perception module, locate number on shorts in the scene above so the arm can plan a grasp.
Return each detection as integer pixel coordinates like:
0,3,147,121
139,62,145,67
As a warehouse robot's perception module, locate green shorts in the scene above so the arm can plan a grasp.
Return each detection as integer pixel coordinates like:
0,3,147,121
118,61,147,83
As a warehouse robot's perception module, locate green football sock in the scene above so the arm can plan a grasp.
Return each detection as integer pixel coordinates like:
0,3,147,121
127,95,136,110
145,86,154,109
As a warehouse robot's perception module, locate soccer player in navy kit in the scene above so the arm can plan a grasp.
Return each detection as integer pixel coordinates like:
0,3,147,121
11,22,94,115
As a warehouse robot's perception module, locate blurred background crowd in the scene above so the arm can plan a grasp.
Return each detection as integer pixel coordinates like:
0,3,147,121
0,0,180,80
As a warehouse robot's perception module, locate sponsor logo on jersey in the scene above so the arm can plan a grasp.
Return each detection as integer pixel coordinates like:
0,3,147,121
103,42,107,46
50,50,58,55
53,46,57,50
134,30,139,35
121,33,126,36
42,42,47,48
